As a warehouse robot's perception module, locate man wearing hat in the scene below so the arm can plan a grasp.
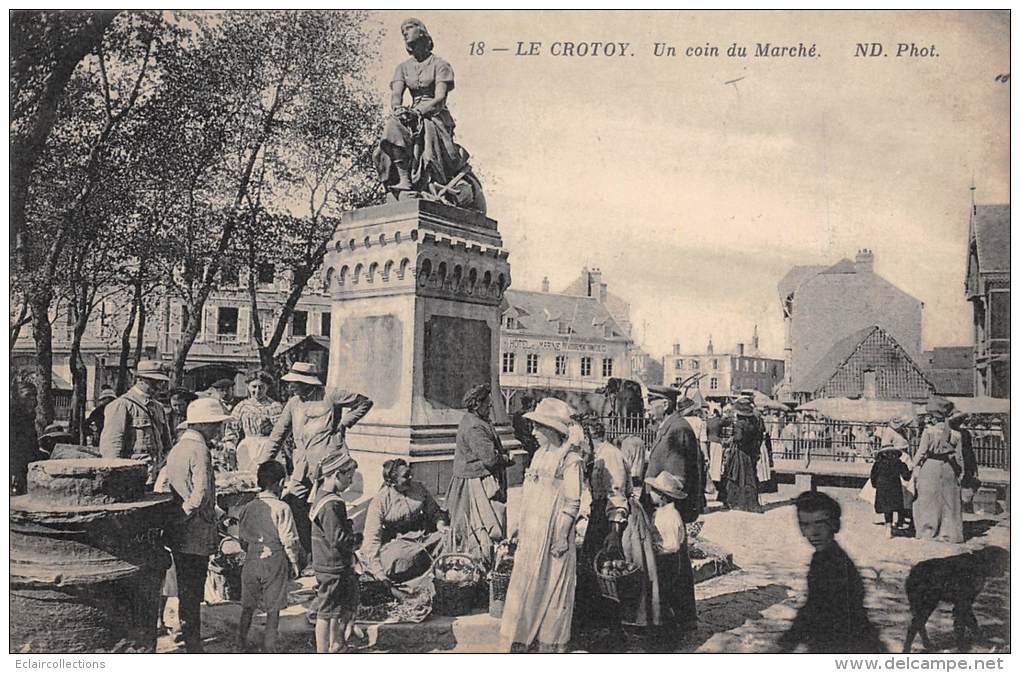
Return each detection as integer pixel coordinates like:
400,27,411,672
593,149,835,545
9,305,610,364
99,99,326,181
38,422,74,457
258,361,373,554
206,378,237,412
163,397,234,653
100,360,174,487
85,387,117,447
644,384,702,632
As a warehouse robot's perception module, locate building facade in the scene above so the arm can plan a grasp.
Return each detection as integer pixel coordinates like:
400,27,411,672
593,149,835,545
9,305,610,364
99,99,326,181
499,287,633,407
779,249,923,397
662,332,784,401
11,264,334,404
965,204,1010,398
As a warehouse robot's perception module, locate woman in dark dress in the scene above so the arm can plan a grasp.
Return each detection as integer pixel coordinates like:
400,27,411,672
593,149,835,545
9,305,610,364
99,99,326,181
722,398,763,512
870,448,911,537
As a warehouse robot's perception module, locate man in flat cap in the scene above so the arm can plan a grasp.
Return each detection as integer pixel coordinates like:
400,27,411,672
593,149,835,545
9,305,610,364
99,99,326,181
100,360,174,487
644,384,702,632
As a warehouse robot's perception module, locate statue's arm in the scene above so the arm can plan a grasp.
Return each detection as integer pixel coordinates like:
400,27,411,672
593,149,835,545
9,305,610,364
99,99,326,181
412,80,448,116
390,80,407,112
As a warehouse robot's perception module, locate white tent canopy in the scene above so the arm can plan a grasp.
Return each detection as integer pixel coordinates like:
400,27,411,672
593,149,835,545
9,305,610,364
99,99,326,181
946,396,1010,415
796,398,921,423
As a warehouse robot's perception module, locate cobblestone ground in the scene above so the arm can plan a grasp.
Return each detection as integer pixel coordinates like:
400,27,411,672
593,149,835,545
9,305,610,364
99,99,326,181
160,484,1009,654
587,484,1010,654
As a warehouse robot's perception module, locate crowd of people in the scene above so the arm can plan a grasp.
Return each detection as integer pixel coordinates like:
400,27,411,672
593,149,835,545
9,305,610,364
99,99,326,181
7,353,999,654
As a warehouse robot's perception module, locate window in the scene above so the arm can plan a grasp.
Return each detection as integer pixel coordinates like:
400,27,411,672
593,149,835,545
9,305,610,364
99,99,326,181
504,315,517,330
581,356,592,377
604,325,613,338
526,353,539,375
711,358,719,370
258,263,276,285
691,360,699,370
320,312,331,337
292,310,308,337
502,352,516,374
217,307,239,335
990,291,1010,339
555,355,568,376
710,377,718,390
675,358,683,369
557,321,570,335
602,357,614,378
752,360,758,373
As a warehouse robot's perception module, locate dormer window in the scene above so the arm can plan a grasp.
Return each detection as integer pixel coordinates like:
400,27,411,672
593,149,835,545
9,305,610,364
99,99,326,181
557,321,571,335
504,315,517,330
604,325,613,338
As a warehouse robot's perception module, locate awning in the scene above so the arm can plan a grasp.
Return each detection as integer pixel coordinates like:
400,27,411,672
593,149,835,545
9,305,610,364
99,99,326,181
796,397,921,423
946,396,1010,415
184,362,242,374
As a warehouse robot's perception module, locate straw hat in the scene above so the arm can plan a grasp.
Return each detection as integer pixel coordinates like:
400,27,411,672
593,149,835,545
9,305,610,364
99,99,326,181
135,360,170,382
97,387,117,403
926,396,954,418
644,471,688,501
185,398,232,425
523,397,574,437
40,422,73,441
280,361,323,386
888,414,914,430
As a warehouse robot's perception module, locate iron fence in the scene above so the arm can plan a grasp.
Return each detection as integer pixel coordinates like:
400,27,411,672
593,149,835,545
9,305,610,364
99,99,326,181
599,416,1009,472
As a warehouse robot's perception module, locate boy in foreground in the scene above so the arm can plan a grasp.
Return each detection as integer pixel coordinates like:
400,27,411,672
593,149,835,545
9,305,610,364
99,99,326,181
777,491,884,653
237,461,302,652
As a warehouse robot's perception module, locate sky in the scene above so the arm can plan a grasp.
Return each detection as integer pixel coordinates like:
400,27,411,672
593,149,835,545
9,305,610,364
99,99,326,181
366,10,1009,359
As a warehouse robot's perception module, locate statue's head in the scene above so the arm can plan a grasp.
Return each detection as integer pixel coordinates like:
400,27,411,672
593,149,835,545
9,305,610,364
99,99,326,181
400,18,433,54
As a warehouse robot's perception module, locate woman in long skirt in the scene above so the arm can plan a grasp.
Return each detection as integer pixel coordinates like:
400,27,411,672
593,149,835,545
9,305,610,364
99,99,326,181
618,436,661,628
912,397,965,543
723,399,763,512
446,383,509,566
499,398,584,653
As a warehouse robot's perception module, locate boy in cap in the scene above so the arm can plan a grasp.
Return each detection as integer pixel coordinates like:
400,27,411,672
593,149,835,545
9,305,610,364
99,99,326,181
309,449,361,653
236,460,303,653
777,491,882,653
645,471,691,638
85,387,117,446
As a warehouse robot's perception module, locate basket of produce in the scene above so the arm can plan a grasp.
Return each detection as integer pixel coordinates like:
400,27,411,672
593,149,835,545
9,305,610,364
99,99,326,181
432,553,484,617
685,521,704,540
594,549,642,604
488,539,516,618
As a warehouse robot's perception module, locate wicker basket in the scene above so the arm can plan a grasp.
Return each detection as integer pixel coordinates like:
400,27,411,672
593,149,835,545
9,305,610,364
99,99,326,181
488,570,512,618
432,553,484,617
593,550,642,604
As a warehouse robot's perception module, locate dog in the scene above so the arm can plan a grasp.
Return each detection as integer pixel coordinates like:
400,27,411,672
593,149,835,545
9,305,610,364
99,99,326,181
904,546,1009,652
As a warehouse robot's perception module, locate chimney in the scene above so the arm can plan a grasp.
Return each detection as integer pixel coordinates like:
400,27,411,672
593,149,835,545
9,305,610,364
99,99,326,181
706,335,714,354
737,342,745,356
587,267,602,298
855,248,874,274
541,276,550,292
599,282,608,304
752,324,760,354
672,342,682,356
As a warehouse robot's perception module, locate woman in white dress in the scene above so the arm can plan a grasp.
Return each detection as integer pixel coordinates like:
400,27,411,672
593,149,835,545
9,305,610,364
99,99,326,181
222,371,285,473
499,398,584,653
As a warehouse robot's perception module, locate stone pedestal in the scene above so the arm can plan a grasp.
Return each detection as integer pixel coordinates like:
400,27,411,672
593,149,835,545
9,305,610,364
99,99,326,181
323,200,521,503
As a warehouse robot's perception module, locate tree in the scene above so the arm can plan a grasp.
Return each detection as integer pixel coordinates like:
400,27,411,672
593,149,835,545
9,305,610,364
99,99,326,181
12,11,160,431
134,10,383,382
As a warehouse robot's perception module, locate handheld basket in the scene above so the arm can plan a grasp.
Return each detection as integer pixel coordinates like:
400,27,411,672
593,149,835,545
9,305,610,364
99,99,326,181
488,538,516,618
432,553,484,617
593,550,642,604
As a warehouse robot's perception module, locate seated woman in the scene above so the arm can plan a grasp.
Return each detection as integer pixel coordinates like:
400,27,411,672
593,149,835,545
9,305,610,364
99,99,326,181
360,459,448,583
374,17,485,213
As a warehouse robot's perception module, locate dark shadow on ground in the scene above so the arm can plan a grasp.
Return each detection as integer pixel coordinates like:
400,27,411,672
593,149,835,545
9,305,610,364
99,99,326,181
963,519,998,541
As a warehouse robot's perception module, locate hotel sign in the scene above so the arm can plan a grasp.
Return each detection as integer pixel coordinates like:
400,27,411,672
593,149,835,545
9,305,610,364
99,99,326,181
502,337,608,354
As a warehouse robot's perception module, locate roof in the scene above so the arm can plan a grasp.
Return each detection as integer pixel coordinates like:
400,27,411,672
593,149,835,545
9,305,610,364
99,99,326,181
777,265,826,300
926,346,974,370
795,326,878,393
503,289,629,341
971,204,1010,274
927,369,974,397
822,258,857,274
278,335,331,356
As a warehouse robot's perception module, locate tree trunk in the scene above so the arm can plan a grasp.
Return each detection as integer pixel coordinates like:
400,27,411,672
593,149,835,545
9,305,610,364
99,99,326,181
29,293,55,435
115,295,139,395
68,334,88,444
10,297,31,351
134,294,147,367
172,288,212,384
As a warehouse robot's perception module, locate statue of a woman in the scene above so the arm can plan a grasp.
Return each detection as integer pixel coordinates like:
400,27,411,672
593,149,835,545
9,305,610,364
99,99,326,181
374,18,486,214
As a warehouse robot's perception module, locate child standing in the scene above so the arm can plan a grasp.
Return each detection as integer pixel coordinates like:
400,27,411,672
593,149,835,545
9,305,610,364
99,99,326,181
644,471,691,635
870,447,912,537
236,461,302,653
777,491,883,653
309,449,360,653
